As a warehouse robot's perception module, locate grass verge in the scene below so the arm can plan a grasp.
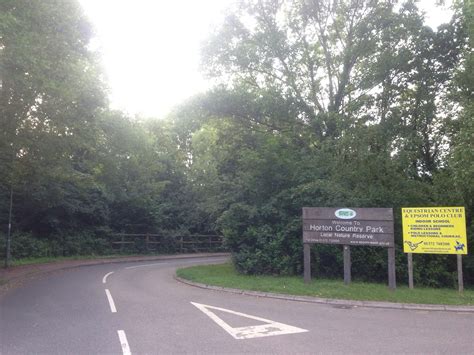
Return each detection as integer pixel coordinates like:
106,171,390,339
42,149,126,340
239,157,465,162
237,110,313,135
7,254,151,267
177,263,474,306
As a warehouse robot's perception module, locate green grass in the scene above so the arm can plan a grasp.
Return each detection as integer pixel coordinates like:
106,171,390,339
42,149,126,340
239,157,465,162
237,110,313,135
177,263,474,306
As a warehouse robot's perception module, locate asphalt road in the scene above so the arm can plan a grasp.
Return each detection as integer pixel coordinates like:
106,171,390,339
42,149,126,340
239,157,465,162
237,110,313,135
1,256,473,354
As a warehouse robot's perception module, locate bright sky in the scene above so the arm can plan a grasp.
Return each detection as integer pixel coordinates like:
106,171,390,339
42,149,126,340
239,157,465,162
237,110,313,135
79,0,453,119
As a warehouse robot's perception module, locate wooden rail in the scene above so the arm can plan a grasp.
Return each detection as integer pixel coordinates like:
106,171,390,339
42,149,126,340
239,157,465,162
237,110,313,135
109,234,225,253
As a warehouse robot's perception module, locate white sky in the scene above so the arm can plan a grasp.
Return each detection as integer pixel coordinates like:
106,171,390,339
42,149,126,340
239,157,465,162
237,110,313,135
79,0,453,119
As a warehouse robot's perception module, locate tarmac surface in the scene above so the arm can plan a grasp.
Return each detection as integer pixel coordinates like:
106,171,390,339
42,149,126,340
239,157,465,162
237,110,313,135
1,255,473,354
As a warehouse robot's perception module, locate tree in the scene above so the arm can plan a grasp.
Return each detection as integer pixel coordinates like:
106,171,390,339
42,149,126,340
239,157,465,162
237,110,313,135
0,0,107,258
197,0,470,283
446,0,474,283
202,1,464,175
450,0,474,209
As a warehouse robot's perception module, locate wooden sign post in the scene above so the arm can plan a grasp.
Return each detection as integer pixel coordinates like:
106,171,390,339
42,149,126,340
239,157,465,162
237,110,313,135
457,254,464,293
304,244,311,283
343,245,351,285
388,247,396,290
407,253,414,289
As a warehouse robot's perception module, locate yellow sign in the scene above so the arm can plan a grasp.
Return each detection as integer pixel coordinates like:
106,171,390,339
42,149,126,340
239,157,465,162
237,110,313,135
402,207,467,254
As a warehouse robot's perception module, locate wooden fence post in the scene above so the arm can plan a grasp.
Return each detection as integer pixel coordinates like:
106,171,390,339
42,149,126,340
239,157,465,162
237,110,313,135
388,247,396,290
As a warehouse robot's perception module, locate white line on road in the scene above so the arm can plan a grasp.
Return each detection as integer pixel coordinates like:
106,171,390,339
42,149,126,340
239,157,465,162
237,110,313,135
102,271,114,284
105,289,117,313
117,330,132,355
124,262,169,270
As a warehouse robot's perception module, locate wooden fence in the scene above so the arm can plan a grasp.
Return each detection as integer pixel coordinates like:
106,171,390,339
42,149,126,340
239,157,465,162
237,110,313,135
109,234,226,253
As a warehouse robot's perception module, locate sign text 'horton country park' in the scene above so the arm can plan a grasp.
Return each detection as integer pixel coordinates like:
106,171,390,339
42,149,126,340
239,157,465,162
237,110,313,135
303,207,394,247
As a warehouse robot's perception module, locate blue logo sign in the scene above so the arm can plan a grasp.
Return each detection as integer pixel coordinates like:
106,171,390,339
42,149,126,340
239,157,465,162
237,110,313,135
454,241,465,252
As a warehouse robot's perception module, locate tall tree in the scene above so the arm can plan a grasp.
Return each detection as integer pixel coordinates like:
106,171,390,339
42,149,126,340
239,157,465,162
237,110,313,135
196,0,470,281
202,0,464,176
450,0,474,208
0,0,107,238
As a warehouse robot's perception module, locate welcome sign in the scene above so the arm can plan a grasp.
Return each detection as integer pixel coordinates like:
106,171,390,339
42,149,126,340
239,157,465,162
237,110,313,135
303,207,394,247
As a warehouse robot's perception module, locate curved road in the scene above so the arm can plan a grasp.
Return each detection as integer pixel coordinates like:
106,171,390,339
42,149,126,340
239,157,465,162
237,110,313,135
1,256,473,354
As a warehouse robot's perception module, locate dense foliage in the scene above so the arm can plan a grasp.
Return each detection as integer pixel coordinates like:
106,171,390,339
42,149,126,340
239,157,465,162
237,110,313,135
0,0,201,258
1,0,472,287
190,0,474,286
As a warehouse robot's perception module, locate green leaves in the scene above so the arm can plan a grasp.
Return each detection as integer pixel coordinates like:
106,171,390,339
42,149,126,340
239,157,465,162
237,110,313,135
186,1,474,285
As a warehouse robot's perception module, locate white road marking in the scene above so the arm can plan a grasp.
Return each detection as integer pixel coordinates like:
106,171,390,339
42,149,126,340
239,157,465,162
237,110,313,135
105,289,117,313
102,271,114,284
124,262,169,270
117,330,132,355
191,302,308,340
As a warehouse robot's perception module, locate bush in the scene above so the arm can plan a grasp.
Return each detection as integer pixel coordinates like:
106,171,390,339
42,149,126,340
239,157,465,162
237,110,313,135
61,232,112,256
3,232,53,259
219,203,301,275
0,231,113,261
218,188,473,288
